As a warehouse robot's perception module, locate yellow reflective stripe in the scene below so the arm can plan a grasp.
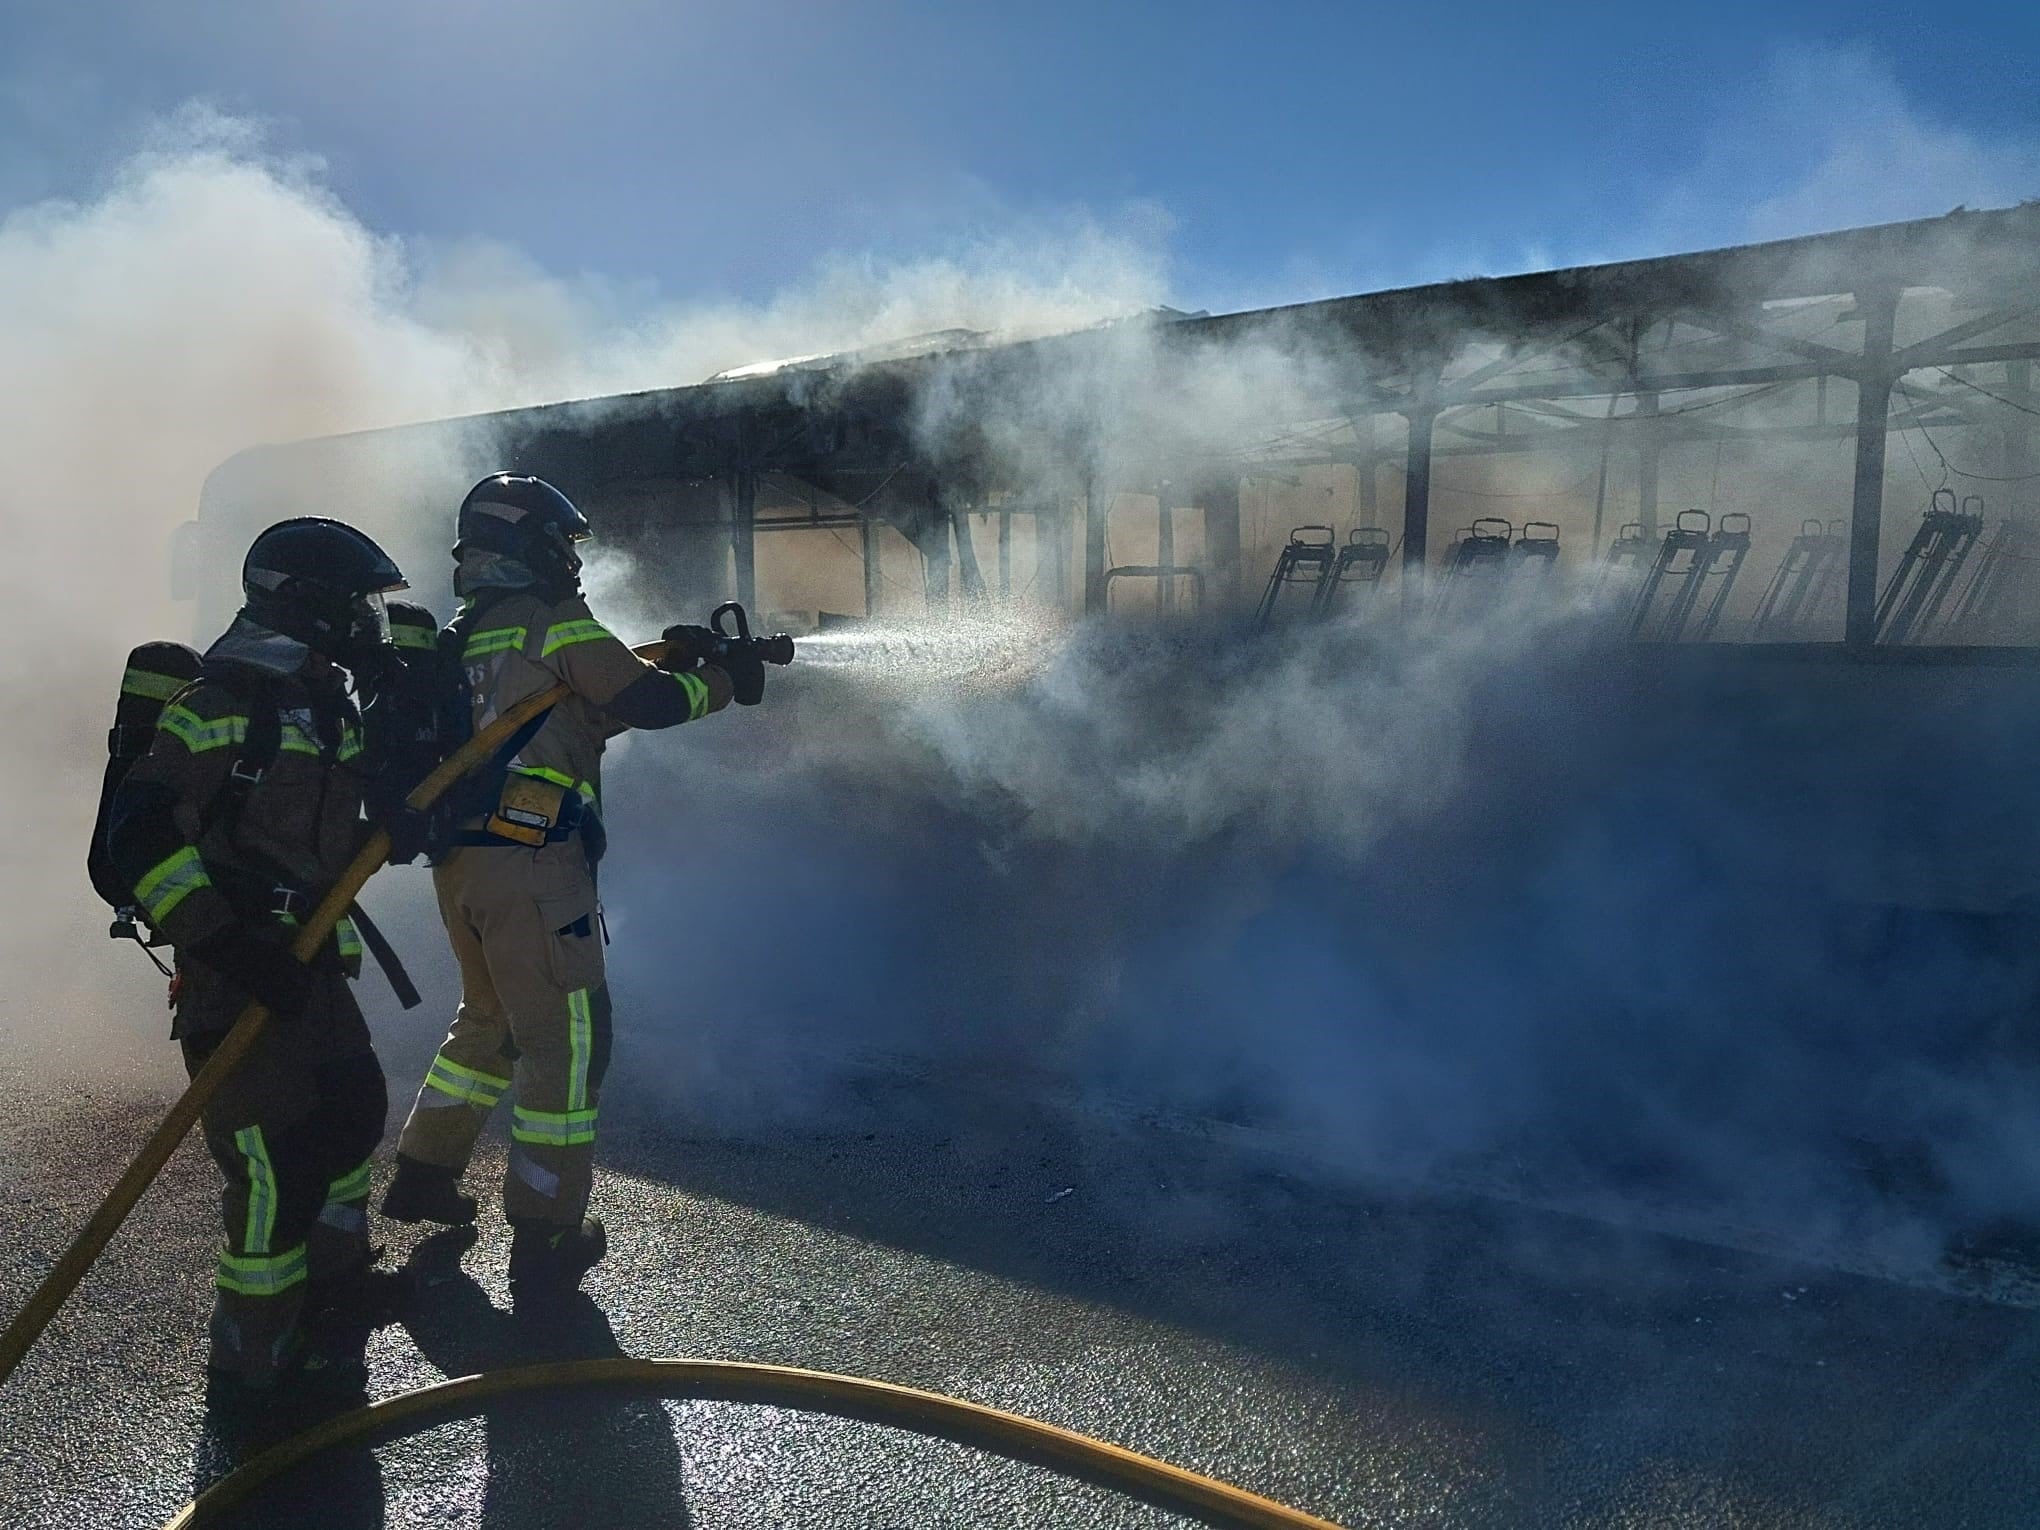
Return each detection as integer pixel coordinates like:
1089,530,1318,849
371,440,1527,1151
431,1055,512,1089
158,704,246,754
264,722,362,761
509,764,597,808
567,989,592,1111
425,1054,511,1107
390,624,436,651
423,1072,501,1107
135,846,211,922
277,908,356,966
463,626,528,660
675,671,709,721
216,1244,307,1296
327,1159,372,1204
511,1106,599,1146
121,667,188,702
541,619,612,657
234,1126,279,1255
510,763,576,789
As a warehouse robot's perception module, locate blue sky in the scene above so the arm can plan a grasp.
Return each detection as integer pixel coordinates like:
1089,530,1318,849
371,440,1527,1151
4,2,2039,314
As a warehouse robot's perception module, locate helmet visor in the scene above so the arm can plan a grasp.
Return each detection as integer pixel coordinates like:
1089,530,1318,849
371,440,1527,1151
354,591,393,649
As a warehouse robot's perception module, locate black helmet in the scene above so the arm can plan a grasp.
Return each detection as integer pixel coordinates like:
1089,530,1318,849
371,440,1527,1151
242,518,408,670
454,474,591,594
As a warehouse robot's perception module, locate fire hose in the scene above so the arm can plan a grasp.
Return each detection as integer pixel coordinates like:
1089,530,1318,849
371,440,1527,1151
2,627,1344,1530
159,1358,1346,1530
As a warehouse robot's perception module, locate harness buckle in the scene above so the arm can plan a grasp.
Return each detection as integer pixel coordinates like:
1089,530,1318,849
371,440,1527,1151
270,886,307,919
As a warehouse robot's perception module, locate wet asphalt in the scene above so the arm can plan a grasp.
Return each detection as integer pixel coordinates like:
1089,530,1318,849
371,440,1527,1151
4,1039,2040,1530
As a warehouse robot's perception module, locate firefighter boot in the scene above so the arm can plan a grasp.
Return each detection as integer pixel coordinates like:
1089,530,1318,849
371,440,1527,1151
508,1215,607,1295
380,1153,479,1227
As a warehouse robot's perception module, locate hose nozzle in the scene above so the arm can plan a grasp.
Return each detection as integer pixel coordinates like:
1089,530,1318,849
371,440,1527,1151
709,602,796,666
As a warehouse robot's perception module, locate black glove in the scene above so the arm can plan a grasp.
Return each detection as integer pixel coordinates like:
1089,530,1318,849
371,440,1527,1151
659,624,718,671
379,806,433,866
349,643,405,700
190,925,316,1021
721,652,766,706
362,771,433,866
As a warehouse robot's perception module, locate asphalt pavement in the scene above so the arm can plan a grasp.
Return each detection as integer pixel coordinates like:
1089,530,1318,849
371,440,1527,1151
4,1044,2040,1529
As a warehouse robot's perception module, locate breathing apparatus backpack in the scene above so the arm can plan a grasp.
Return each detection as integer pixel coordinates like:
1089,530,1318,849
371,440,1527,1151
89,641,295,970
90,639,424,1006
359,606,466,854
90,643,208,945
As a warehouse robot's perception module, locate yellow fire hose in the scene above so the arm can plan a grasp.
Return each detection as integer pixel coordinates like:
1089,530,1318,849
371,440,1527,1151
5,639,1344,1530
160,1357,1346,1530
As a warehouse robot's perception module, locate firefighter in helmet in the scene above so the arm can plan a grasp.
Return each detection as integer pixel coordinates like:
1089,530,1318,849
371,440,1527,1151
107,518,409,1390
380,474,751,1293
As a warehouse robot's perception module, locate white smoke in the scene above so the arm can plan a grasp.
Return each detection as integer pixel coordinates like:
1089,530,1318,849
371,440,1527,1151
0,104,1164,1071
6,48,2040,1283
1654,44,2040,256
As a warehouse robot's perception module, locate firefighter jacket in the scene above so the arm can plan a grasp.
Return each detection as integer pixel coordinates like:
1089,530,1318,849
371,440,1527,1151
455,587,732,836
108,616,374,1019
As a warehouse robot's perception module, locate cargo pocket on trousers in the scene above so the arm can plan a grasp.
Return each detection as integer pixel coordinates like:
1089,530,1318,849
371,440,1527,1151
535,889,606,993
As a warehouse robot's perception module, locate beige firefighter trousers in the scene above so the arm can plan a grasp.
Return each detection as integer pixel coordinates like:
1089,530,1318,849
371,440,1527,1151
396,837,612,1225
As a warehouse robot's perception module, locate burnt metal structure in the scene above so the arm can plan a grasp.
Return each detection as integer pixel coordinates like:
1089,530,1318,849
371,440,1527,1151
1432,518,1516,619
1945,501,2035,641
1631,511,1718,641
1752,517,1848,639
1253,526,1339,629
186,207,2040,653
1313,528,1394,618
1512,521,1562,577
1591,520,1655,606
1627,511,1755,642
1107,562,1208,614
1875,490,1987,644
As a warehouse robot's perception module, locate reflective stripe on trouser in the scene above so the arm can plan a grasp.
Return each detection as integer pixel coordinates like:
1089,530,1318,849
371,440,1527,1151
180,969,384,1386
209,1248,309,1389
396,840,613,1223
209,1133,312,1387
311,1154,374,1250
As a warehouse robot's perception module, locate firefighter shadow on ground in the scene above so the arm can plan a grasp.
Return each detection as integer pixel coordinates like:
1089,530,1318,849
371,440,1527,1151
396,1228,694,1530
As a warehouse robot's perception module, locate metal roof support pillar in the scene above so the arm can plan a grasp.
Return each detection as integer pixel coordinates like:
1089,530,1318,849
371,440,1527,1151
1045,497,1071,611
2006,360,2034,492
1156,486,1177,613
1846,286,1900,649
731,464,757,614
1083,476,1108,615
1635,391,1661,542
1201,473,1242,610
921,513,952,615
1400,401,1438,619
949,497,988,609
1356,421,1378,529
861,513,882,617
997,507,1013,600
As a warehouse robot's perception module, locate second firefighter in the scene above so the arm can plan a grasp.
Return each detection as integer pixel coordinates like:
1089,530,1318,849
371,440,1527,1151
381,474,753,1292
